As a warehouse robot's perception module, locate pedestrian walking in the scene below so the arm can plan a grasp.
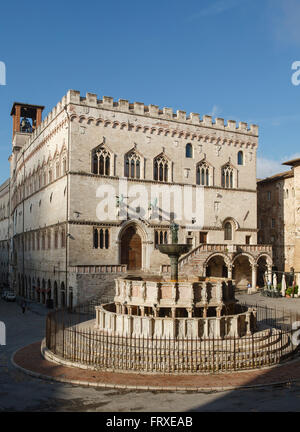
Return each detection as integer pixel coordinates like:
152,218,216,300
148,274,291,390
21,301,26,314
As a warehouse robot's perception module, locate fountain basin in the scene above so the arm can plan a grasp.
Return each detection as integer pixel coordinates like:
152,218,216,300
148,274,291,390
158,244,192,256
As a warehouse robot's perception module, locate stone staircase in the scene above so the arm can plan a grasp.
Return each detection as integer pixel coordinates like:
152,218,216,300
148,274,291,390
160,244,229,276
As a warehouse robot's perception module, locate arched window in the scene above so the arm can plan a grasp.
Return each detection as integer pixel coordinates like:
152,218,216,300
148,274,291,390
196,161,210,186
237,151,243,166
43,170,47,186
47,231,51,249
56,161,60,178
164,231,168,244
42,232,46,250
93,228,110,249
125,150,141,179
154,230,168,248
37,232,40,250
186,143,193,158
62,158,67,175
105,229,109,249
100,229,104,249
155,231,159,248
93,228,98,249
222,163,234,188
154,154,170,182
92,145,111,176
54,231,58,249
61,229,66,248
224,222,232,241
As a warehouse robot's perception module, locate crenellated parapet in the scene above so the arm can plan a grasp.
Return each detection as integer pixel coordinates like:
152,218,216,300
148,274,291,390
14,89,258,166
65,90,259,136
20,94,68,152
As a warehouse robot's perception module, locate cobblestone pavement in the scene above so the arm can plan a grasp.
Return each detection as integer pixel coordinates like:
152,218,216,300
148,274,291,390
1,296,300,412
236,291,300,312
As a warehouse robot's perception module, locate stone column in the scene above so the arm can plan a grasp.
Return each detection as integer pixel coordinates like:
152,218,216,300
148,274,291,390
203,319,209,338
95,307,100,328
101,310,105,330
140,306,145,317
215,318,222,339
115,279,120,297
172,283,177,303
128,315,133,336
267,264,272,284
233,315,239,337
170,255,180,282
111,313,116,332
149,317,154,337
153,306,160,318
245,311,252,335
203,306,208,318
216,306,222,318
227,264,233,280
171,307,177,319
187,307,193,318
251,264,257,290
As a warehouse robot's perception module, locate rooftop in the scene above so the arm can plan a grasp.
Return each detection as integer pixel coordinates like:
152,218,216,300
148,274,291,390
257,170,293,184
282,157,300,167
10,102,45,117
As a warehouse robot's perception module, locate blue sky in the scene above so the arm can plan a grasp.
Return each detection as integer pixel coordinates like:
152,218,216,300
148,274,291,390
1,0,300,183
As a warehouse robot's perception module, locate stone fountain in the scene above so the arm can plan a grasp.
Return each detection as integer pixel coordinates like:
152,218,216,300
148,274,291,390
92,225,292,372
158,222,192,281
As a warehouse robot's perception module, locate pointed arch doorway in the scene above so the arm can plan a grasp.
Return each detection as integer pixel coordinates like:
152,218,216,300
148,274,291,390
121,226,142,270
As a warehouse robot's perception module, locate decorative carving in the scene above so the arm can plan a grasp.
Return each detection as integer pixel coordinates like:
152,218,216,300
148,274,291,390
215,144,222,156
216,281,223,303
140,282,146,301
125,280,132,300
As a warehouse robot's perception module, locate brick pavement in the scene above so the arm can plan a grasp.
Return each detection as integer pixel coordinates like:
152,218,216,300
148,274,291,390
12,341,300,391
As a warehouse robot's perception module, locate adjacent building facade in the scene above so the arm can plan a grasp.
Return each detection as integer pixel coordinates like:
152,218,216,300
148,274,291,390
257,158,300,280
0,90,272,306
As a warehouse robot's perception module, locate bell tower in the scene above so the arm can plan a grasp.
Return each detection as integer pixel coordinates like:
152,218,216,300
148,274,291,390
10,102,45,139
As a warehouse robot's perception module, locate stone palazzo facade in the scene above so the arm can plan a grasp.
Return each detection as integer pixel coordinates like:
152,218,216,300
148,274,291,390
0,90,272,306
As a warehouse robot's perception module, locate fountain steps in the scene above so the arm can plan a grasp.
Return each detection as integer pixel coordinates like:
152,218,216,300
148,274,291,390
61,329,291,363
59,335,292,373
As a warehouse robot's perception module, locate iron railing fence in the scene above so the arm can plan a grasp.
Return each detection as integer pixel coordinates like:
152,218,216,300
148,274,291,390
45,297,300,373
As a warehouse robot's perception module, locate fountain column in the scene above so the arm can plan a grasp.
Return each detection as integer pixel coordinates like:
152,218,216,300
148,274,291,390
158,223,192,282
251,264,257,289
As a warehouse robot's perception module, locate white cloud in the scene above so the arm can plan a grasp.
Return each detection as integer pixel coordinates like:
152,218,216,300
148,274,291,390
257,153,300,179
268,0,300,45
188,0,249,19
209,105,222,118
257,157,286,179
